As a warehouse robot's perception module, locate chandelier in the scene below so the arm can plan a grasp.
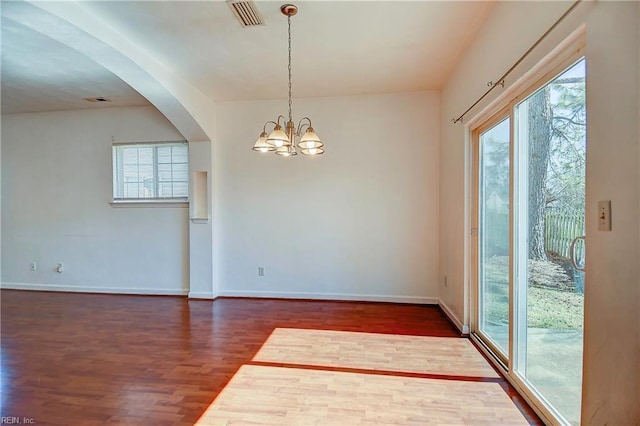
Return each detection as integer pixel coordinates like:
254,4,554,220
252,4,324,157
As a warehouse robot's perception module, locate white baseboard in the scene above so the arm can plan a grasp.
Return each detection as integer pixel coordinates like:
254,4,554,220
217,290,438,305
438,299,470,334
1,282,188,296
0,283,438,306
188,291,216,299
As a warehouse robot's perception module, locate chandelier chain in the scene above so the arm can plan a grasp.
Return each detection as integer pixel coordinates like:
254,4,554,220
287,14,292,123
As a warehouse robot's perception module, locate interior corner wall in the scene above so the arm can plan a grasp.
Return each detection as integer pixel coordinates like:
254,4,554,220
214,91,440,303
1,106,189,295
440,1,639,423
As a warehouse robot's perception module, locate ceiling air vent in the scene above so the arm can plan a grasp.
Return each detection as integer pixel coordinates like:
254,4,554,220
84,97,111,103
227,0,264,27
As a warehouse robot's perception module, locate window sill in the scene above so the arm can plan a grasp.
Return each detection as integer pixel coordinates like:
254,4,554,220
110,200,189,208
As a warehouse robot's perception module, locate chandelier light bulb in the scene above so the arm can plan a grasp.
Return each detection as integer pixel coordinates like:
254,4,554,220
298,127,323,150
252,131,275,153
275,145,297,157
266,125,290,148
301,147,323,156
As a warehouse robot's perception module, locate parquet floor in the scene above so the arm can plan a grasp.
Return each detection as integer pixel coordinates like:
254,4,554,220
0,290,541,425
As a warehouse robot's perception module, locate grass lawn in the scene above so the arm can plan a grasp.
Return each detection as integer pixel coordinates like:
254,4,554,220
483,256,584,330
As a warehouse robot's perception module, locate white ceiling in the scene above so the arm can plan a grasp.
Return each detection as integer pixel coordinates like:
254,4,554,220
1,1,494,114
1,17,150,114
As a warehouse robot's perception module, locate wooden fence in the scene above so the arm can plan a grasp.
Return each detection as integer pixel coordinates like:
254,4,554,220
545,211,584,258
483,210,584,259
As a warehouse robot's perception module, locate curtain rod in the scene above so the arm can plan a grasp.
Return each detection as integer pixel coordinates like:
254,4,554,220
452,0,583,124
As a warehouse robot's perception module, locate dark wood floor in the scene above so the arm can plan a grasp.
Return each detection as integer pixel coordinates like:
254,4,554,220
0,290,540,425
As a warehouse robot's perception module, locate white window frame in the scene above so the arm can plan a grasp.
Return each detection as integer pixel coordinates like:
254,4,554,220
111,140,189,207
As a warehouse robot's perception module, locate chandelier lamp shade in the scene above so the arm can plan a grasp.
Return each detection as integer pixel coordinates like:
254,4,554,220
251,4,324,157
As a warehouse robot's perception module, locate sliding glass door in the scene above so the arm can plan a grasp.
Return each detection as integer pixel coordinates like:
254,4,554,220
474,58,586,425
477,116,511,362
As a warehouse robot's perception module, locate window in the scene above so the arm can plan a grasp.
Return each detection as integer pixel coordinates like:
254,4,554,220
112,141,188,201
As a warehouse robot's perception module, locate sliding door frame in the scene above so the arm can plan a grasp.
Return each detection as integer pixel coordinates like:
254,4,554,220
467,37,586,425
471,107,514,369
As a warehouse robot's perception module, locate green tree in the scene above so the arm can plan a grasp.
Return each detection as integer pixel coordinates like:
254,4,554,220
527,70,585,261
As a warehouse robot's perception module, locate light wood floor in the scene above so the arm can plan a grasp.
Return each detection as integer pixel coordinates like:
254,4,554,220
197,328,529,425
254,328,500,378
197,365,530,425
0,290,540,425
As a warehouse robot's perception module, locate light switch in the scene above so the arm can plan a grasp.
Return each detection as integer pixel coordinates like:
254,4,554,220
598,200,611,231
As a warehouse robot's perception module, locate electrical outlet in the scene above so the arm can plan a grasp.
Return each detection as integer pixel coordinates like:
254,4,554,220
30,261,37,272
444,275,448,287
56,263,64,273
258,266,265,277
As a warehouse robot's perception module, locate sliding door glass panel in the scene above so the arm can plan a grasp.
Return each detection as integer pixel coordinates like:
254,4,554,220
478,117,510,358
514,59,585,425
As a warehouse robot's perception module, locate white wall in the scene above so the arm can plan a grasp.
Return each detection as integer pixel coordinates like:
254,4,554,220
440,1,639,423
214,91,440,303
582,3,639,423
188,140,216,299
1,106,190,295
